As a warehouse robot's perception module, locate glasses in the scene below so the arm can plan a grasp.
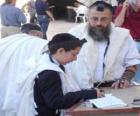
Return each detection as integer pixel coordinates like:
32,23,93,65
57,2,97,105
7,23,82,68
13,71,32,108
88,16,110,23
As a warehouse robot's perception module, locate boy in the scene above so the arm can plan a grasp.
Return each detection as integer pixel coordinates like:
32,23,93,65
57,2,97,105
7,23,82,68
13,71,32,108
34,33,104,116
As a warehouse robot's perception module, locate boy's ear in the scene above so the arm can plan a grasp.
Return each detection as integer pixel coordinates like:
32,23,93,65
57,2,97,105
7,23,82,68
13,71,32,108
57,48,65,53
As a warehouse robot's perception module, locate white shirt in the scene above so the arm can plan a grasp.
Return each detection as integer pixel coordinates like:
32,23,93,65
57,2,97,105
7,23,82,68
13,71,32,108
67,23,140,89
95,41,108,81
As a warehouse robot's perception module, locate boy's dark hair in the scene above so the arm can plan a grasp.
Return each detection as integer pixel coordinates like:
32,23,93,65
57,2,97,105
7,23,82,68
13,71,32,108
21,23,41,34
48,33,87,54
89,1,113,14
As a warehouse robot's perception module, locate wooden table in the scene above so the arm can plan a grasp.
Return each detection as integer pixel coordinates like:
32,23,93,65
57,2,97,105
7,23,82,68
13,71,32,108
66,86,140,116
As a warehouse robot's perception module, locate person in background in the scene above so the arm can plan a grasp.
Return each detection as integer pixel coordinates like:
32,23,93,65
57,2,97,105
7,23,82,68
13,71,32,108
66,1,140,90
21,23,43,38
114,0,140,43
0,23,47,116
27,0,37,23
114,0,140,82
35,0,55,39
22,3,30,23
0,0,26,38
33,33,104,116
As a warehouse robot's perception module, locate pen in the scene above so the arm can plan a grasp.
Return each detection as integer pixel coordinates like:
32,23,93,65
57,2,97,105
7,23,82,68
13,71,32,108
96,81,103,88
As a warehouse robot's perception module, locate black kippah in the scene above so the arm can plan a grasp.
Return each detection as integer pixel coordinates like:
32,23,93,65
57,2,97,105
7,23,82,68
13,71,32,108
21,23,41,34
97,2,105,11
89,1,113,13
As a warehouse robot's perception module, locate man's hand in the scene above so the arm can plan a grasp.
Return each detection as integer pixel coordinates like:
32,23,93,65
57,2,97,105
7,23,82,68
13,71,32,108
111,79,131,89
123,0,129,10
112,65,136,89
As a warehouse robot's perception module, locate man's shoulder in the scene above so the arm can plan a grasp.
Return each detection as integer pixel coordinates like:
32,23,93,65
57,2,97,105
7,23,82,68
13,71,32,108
71,23,87,30
7,5,22,13
114,26,129,31
112,25,130,34
110,24,131,41
15,6,23,12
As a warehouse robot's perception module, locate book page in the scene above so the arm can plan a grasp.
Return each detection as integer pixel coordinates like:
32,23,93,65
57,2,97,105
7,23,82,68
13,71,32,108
89,94,127,109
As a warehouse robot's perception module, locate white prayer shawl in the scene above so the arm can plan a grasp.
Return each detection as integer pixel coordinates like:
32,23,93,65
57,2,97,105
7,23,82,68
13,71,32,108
67,23,140,89
16,53,81,116
0,34,48,116
0,34,81,116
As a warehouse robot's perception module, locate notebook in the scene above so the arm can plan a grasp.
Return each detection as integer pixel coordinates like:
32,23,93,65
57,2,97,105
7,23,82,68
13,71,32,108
89,94,127,109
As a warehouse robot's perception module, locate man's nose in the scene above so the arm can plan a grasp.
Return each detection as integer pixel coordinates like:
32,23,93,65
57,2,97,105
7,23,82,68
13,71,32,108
96,19,102,26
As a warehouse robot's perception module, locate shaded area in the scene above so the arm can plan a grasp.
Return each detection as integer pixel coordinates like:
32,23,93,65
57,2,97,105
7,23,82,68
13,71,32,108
48,0,77,19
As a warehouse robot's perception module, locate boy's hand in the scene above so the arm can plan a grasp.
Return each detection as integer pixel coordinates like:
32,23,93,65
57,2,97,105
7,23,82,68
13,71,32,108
95,88,105,98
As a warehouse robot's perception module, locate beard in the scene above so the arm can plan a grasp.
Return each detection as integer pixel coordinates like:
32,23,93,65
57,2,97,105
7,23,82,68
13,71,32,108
88,24,111,42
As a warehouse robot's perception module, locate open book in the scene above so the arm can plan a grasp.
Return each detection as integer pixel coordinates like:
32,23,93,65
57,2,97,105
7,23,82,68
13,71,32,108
89,94,127,109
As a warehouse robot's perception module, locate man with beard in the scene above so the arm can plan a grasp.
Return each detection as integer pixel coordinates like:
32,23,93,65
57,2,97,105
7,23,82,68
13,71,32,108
66,1,140,89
